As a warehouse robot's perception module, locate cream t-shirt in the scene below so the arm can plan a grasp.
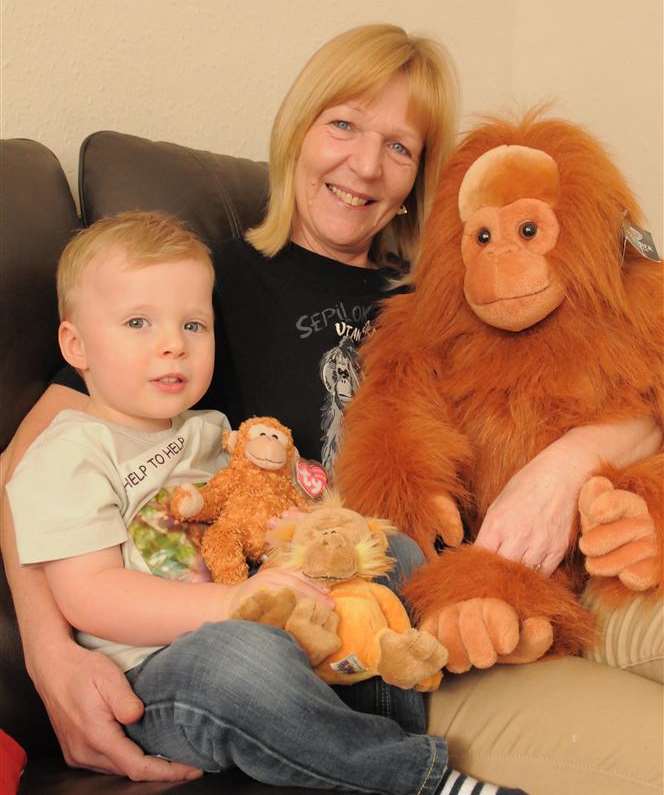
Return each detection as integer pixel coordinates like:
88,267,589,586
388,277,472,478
7,408,230,670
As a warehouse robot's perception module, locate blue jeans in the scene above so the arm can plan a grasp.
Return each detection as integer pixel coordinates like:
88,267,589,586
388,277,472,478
126,533,448,793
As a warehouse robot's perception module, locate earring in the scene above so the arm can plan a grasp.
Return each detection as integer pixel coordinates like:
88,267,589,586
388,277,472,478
397,204,408,216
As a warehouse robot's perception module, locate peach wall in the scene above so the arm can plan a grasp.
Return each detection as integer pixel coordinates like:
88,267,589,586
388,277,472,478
2,0,662,247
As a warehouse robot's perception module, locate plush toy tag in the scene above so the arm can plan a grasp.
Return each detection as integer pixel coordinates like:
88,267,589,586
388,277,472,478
622,217,662,262
329,654,367,675
296,458,328,498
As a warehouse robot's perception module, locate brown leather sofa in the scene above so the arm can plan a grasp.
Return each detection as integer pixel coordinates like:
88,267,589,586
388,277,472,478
0,133,342,793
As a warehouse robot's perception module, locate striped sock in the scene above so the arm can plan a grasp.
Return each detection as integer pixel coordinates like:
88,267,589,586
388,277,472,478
436,767,528,795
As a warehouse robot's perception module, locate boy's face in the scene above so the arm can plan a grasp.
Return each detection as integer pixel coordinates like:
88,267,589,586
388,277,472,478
60,247,215,432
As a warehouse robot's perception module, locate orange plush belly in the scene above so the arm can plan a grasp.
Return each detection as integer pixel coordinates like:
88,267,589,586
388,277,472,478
314,579,388,685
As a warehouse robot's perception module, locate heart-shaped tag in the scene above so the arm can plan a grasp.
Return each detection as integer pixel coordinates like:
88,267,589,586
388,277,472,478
296,458,328,498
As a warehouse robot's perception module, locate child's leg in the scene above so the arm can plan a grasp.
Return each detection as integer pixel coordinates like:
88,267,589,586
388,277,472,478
381,531,426,593
126,621,523,794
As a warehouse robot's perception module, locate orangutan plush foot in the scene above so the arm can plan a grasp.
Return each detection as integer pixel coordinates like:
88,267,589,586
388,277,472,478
579,476,659,591
421,597,553,673
231,587,297,628
285,598,341,666
377,627,448,690
232,590,340,666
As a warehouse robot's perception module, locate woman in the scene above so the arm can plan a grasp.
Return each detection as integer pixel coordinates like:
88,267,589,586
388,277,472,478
1,23,659,788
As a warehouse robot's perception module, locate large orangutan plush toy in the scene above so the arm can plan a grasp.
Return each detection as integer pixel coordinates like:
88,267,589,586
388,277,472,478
233,495,447,690
336,113,662,672
171,417,310,583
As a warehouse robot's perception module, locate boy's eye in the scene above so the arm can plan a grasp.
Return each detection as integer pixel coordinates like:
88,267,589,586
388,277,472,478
184,321,205,333
126,317,148,329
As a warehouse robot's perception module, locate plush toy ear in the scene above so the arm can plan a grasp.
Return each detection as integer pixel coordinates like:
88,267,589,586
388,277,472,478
223,430,238,453
367,518,397,552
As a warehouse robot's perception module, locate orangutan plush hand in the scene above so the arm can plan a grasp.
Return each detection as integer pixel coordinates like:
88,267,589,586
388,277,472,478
421,598,554,672
232,496,448,691
171,417,309,584
579,477,660,592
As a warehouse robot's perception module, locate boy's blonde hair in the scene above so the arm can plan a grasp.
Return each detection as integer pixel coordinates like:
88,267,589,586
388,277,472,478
57,211,213,320
246,24,459,268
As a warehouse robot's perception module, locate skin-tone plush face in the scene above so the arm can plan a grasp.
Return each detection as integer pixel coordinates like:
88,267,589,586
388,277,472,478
291,73,424,268
461,197,564,331
230,419,294,472
458,145,565,332
58,248,215,431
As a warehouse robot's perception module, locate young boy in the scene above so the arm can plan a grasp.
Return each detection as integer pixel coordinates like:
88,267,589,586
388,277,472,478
7,211,525,795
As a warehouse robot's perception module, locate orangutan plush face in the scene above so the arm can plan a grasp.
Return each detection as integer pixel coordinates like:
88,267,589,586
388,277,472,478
458,145,566,332
266,503,394,584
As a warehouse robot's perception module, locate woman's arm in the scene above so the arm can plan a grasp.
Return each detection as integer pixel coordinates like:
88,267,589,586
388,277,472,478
0,385,201,781
475,416,662,575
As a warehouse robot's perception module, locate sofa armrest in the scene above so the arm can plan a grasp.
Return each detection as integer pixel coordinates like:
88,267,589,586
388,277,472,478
0,139,79,452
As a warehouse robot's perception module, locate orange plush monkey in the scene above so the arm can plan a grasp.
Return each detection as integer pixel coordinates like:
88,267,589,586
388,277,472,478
172,417,309,583
336,113,663,672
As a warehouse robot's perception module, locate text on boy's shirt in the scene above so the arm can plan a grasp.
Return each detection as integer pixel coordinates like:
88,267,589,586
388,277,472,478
122,436,185,490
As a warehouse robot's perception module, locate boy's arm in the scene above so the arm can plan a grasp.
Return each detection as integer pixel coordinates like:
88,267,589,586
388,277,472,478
0,384,202,782
44,546,230,645
44,544,334,645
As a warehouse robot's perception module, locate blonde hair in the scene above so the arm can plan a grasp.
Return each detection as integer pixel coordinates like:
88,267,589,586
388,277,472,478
246,24,459,268
57,210,213,320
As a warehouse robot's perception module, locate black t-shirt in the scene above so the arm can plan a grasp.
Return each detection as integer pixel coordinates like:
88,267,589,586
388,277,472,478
53,239,400,470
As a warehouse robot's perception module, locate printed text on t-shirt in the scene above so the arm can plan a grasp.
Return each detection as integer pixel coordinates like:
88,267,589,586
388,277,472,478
296,301,372,339
122,436,185,490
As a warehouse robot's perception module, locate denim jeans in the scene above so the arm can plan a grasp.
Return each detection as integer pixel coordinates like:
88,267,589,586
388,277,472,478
125,533,449,793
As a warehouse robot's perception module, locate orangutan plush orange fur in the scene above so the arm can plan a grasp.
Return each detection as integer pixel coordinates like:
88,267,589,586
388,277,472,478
171,417,309,583
336,112,663,668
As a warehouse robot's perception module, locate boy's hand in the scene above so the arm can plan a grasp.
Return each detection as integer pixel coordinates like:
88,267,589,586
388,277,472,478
226,567,334,618
33,640,202,781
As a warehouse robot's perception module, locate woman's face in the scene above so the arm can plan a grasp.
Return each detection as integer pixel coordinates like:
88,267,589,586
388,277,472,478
291,73,424,267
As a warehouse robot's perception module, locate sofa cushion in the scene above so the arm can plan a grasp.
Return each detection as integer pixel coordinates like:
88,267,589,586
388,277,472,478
79,131,268,259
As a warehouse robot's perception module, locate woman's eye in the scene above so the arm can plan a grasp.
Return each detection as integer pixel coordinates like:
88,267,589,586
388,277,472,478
126,317,147,329
390,142,411,158
519,221,538,239
184,321,205,333
330,120,352,131
476,228,491,245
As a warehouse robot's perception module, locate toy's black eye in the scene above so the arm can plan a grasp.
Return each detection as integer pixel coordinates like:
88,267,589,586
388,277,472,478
519,221,538,239
477,227,491,245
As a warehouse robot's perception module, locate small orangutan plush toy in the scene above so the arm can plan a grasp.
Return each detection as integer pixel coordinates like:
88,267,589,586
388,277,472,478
171,417,309,583
233,495,448,691
336,112,662,673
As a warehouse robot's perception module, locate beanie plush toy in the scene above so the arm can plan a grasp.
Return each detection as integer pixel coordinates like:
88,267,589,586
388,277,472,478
171,417,318,583
233,496,448,691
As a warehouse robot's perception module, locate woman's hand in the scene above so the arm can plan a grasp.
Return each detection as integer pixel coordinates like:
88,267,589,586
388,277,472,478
475,451,584,575
475,417,662,575
31,639,202,781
